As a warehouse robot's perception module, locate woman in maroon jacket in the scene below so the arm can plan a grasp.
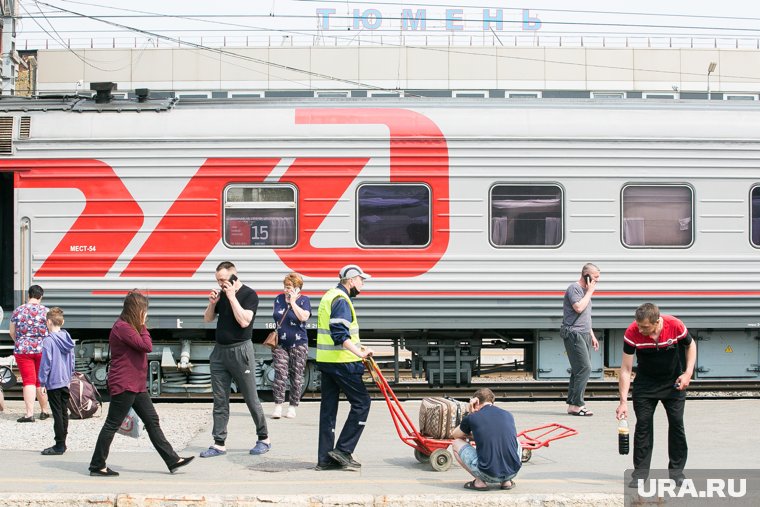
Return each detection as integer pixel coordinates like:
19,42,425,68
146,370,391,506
88,291,194,476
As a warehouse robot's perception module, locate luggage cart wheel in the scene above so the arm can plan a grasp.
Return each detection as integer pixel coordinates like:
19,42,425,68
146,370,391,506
521,448,532,463
414,449,431,464
430,448,452,472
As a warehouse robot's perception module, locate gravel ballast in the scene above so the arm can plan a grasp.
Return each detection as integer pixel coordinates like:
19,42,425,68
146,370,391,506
0,400,210,452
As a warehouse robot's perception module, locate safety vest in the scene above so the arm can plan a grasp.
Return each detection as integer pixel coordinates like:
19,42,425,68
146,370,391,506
316,287,361,363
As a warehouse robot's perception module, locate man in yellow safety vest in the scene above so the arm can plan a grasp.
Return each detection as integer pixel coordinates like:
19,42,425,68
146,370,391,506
315,265,374,471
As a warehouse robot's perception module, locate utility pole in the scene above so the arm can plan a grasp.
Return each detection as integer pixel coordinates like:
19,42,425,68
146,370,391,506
1,0,18,95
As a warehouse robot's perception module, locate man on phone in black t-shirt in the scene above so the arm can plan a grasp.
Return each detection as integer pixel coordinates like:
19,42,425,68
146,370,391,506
616,302,696,486
200,261,270,458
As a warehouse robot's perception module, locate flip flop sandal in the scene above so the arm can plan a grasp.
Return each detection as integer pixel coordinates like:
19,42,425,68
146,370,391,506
464,480,489,491
569,407,593,416
501,480,516,490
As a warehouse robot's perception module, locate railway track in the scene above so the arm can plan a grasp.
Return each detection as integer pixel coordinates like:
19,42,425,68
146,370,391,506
3,368,758,402
328,380,760,401
303,379,760,402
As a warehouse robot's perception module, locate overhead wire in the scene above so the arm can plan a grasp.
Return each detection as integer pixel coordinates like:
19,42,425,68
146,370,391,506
30,0,405,93
20,2,117,72
20,0,760,52
19,0,760,35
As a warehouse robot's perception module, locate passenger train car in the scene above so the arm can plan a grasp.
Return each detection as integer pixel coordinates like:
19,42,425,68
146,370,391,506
1,91,760,394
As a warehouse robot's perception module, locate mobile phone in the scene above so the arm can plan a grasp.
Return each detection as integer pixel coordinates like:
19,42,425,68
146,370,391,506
584,274,592,284
228,274,238,285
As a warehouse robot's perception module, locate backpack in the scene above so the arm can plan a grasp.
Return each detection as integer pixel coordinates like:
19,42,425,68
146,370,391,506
67,371,102,419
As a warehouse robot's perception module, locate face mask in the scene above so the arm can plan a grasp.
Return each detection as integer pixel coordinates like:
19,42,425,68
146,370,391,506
349,286,360,298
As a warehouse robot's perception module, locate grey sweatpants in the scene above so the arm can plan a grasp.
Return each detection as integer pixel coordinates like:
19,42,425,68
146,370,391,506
560,327,593,407
209,340,268,445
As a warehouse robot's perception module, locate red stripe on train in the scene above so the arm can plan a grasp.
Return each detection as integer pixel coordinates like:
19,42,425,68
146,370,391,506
4,108,451,280
6,159,144,278
120,157,281,278
278,108,450,277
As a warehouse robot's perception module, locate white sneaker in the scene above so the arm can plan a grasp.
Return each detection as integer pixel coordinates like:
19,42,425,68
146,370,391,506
285,406,296,418
272,404,282,419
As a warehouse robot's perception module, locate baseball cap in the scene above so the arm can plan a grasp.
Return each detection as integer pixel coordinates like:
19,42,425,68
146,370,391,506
339,264,371,280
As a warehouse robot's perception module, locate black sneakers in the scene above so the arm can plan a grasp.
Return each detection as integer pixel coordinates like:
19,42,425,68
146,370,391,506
328,449,361,469
89,467,119,477
41,446,65,456
314,461,346,471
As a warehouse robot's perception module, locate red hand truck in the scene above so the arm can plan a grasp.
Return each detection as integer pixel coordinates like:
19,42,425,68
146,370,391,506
364,356,578,471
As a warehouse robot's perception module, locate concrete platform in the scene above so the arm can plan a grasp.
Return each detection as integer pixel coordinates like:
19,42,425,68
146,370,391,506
0,397,757,506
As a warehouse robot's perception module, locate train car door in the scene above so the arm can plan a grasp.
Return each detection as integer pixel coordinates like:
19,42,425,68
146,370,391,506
0,172,12,332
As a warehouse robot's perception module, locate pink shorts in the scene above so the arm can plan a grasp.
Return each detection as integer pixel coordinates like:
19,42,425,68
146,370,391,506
14,353,42,387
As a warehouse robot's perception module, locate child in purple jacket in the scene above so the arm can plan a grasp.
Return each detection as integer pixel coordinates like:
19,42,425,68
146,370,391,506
38,307,75,455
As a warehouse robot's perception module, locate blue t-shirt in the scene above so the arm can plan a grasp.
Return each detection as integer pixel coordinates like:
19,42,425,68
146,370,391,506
459,404,522,478
272,293,311,348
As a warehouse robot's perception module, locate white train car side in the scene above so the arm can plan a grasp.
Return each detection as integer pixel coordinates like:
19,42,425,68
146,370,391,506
1,96,759,390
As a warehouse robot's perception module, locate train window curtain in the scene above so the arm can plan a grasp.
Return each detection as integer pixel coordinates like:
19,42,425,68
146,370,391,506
622,185,693,247
490,184,563,247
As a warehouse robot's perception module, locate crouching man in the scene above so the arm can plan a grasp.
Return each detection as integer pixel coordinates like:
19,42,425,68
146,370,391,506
451,388,522,491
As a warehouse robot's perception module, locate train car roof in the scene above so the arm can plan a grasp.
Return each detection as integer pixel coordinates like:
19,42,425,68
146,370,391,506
1,94,760,114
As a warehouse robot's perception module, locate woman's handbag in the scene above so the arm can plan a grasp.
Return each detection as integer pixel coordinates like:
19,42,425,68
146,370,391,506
262,330,278,350
263,305,289,350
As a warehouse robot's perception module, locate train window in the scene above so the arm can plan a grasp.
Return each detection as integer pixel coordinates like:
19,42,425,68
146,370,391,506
176,92,212,99
622,185,693,248
752,186,760,247
228,92,263,98
454,90,488,98
316,91,349,98
726,94,757,101
357,184,431,247
643,92,676,99
368,91,401,98
507,91,541,99
592,91,626,99
490,185,563,247
223,185,297,248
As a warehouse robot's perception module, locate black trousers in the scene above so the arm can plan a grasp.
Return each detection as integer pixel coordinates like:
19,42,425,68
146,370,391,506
632,396,687,478
47,386,70,449
317,363,371,465
89,391,179,471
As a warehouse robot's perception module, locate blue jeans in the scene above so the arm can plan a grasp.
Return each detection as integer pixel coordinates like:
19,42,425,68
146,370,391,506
560,327,592,407
457,444,517,484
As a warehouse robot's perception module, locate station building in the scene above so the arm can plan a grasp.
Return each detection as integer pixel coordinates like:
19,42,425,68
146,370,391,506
14,42,760,101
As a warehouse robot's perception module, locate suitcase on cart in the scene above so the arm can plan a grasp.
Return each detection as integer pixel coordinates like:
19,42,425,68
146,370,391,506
419,397,469,439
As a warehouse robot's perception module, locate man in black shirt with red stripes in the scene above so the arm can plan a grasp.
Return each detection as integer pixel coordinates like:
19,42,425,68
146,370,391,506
616,302,696,485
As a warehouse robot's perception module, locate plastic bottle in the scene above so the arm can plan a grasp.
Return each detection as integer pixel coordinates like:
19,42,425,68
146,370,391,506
618,418,630,455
